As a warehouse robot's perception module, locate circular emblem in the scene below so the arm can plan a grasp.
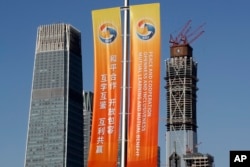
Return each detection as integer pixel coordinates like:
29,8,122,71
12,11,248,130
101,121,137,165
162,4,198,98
99,23,117,44
136,19,155,40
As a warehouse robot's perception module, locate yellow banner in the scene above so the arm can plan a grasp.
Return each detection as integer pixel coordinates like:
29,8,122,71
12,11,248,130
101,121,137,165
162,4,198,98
128,3,161,167
88,7,122,167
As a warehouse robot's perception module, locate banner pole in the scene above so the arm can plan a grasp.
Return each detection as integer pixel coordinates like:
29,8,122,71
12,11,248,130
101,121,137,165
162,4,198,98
121,0,129,167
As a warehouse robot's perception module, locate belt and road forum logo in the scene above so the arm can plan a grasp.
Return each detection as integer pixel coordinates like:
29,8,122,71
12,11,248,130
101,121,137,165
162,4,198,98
99,23,117,44
136,19,155,40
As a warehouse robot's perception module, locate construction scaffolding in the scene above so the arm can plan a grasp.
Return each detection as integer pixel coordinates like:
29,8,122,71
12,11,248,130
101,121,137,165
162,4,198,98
165,45,198,132
165,44,199,167
165,21,215,167
183,153,214,167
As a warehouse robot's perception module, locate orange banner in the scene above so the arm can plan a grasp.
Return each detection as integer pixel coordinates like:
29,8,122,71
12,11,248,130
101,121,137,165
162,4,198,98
127,3,161,167
88,7,122,167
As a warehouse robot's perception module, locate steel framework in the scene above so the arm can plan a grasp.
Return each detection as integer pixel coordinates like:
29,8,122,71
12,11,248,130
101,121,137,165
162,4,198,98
165,45,198,167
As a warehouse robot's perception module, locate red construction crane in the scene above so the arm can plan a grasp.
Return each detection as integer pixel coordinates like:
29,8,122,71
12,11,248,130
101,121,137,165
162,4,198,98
170,19,191,45
170,20,205,47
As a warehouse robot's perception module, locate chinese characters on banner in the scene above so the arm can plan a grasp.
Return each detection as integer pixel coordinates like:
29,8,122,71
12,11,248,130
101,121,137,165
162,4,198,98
88,3,161,167
88,7,122,167
127,3,161,167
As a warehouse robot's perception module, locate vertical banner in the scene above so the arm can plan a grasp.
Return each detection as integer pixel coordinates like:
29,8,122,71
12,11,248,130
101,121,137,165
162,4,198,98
128,3,161,167
88,7,122,167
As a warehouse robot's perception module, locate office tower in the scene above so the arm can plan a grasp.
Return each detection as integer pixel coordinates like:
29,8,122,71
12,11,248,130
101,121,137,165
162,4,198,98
24,23,83,167
165,45,198,167
83,91,93,167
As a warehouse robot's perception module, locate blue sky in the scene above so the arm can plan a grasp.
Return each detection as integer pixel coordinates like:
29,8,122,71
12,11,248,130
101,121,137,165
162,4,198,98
1,0,250,166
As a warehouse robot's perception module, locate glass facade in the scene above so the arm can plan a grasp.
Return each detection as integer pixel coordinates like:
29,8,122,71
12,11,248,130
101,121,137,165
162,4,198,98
25,23,83,167
83,91,93,167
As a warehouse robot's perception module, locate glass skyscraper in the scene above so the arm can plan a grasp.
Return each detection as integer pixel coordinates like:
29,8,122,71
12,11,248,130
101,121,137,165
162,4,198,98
83,91,93,167
24,23,83,167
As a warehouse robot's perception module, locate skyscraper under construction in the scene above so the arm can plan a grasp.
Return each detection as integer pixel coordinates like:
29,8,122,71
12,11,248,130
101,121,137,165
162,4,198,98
164,21,214,167
165,44,198,167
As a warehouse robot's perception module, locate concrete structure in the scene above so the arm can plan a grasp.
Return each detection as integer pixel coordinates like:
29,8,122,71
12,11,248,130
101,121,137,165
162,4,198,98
83,91,93,167
24,23,83,167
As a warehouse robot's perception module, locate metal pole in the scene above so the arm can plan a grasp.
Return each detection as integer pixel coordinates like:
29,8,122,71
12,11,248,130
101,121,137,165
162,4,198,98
121,0,129,167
